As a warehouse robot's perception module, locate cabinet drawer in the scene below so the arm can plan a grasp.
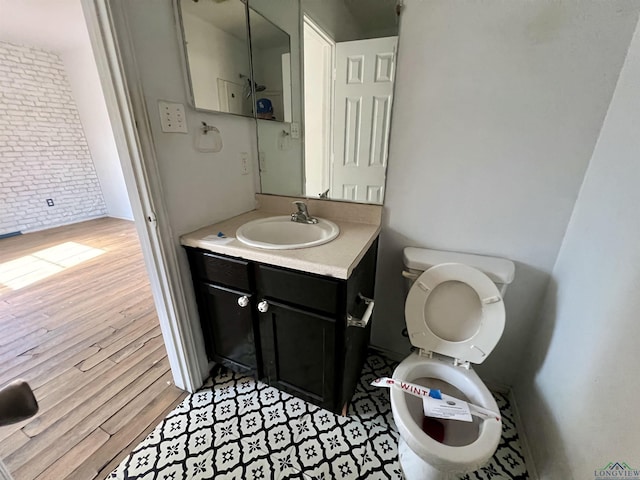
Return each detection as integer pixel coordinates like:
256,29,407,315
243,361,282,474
256,264,341,315
187,249,251,291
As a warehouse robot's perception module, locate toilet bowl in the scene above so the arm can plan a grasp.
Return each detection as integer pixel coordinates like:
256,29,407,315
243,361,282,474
390,248,515,479
391,353,502,479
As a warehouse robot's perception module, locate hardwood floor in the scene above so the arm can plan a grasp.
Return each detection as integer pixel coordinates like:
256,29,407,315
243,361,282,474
0,217,187,480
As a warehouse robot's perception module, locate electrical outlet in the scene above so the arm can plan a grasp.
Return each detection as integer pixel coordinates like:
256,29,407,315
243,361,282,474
46,199,54,207
259,151,266,172
158,101,188,133
240,152,250,175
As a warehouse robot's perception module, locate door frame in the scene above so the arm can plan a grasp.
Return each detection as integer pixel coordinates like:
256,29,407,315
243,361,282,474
302,14,335,197
80,0,203,392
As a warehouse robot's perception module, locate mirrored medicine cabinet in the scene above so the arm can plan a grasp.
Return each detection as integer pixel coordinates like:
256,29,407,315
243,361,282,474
175,0,399,205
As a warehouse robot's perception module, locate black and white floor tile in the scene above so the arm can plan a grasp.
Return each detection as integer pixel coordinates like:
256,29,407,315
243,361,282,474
107,352,530,479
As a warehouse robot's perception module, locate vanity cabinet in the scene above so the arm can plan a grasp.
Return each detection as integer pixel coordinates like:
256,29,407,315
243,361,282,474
188,253,259,376
184,238,378,413
258,300,337,408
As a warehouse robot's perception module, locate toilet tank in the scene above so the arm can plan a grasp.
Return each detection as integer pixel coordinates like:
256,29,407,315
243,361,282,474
402,247,515,295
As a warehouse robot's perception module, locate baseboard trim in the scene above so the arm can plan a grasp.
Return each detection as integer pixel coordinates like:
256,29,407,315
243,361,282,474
484,380,510,394
22,215,108,234
508,388,539,480
106,214,135,221
368,344,406,363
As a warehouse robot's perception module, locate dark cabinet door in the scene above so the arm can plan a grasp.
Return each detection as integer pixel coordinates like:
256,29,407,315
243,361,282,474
197,282,259,375
259,300,336,410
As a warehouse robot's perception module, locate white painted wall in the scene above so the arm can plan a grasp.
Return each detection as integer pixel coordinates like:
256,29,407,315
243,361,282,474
515,18,640,479
0,0,133,221
112,0,259,373
257,119,303,196
62,45,133,220
182,12,251,113
251,0,304,197
253,44,288,119
372,0,640,386
254,46,287,96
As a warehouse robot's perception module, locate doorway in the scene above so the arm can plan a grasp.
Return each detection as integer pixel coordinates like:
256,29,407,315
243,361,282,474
0,219,185,479
0,1,191,477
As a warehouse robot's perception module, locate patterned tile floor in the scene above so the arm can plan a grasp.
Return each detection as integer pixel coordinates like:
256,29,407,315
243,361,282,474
108,352,530,479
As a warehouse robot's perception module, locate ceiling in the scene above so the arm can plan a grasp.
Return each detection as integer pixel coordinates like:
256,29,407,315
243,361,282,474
181,0,249,43
181,0,289,50
0,0,88,53
346,0,398,36
0,0,397,54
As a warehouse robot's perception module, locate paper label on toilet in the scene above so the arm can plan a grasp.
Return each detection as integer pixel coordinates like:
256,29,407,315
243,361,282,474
422,397,473,422
371,377,500,422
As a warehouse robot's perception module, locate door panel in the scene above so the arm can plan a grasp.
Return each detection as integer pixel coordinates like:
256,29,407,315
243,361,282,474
259,300,336,409
199,282,258,374
333,36,397,203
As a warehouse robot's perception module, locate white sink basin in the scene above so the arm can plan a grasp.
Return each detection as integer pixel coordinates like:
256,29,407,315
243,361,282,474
236,216,340,250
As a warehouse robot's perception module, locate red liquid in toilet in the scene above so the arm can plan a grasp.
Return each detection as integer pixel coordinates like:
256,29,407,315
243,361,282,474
422,416,445,443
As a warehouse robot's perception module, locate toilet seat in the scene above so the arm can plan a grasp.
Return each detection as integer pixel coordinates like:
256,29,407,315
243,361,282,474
405,263,505,365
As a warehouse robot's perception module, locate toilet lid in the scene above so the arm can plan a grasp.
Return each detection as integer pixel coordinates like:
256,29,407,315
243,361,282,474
405,263,505,364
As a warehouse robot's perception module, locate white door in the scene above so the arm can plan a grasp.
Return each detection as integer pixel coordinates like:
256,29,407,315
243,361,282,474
217,78,248,116
332,36,397,204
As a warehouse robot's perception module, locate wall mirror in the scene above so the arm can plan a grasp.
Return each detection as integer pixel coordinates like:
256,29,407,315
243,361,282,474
301,0,399,204
249,0,305,197
248,9,292,123
176,0,399,205
255,0,399,204
177,0,254,118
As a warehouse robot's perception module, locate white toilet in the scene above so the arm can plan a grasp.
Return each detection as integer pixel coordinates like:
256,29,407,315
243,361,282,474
390,247,515,479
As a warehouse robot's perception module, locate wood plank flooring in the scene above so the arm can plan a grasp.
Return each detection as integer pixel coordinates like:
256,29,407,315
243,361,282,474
0,218,187,480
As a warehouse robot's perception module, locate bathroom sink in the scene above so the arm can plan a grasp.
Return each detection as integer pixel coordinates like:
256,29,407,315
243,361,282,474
236,216,340,250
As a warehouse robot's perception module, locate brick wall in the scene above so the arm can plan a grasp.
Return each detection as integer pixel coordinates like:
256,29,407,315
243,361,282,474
0,41,106,235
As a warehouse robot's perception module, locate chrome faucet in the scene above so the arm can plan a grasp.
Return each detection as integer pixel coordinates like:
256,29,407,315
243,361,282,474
291,201,318,224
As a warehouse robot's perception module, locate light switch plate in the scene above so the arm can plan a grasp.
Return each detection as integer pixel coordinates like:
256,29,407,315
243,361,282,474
158,101,188,133
290,122,300,139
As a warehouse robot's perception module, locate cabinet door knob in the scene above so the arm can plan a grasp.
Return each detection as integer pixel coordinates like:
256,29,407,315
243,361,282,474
237,295,250,308
257,300,269,313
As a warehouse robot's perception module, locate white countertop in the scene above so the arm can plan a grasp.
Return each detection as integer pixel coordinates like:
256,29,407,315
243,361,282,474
180,208,381,280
